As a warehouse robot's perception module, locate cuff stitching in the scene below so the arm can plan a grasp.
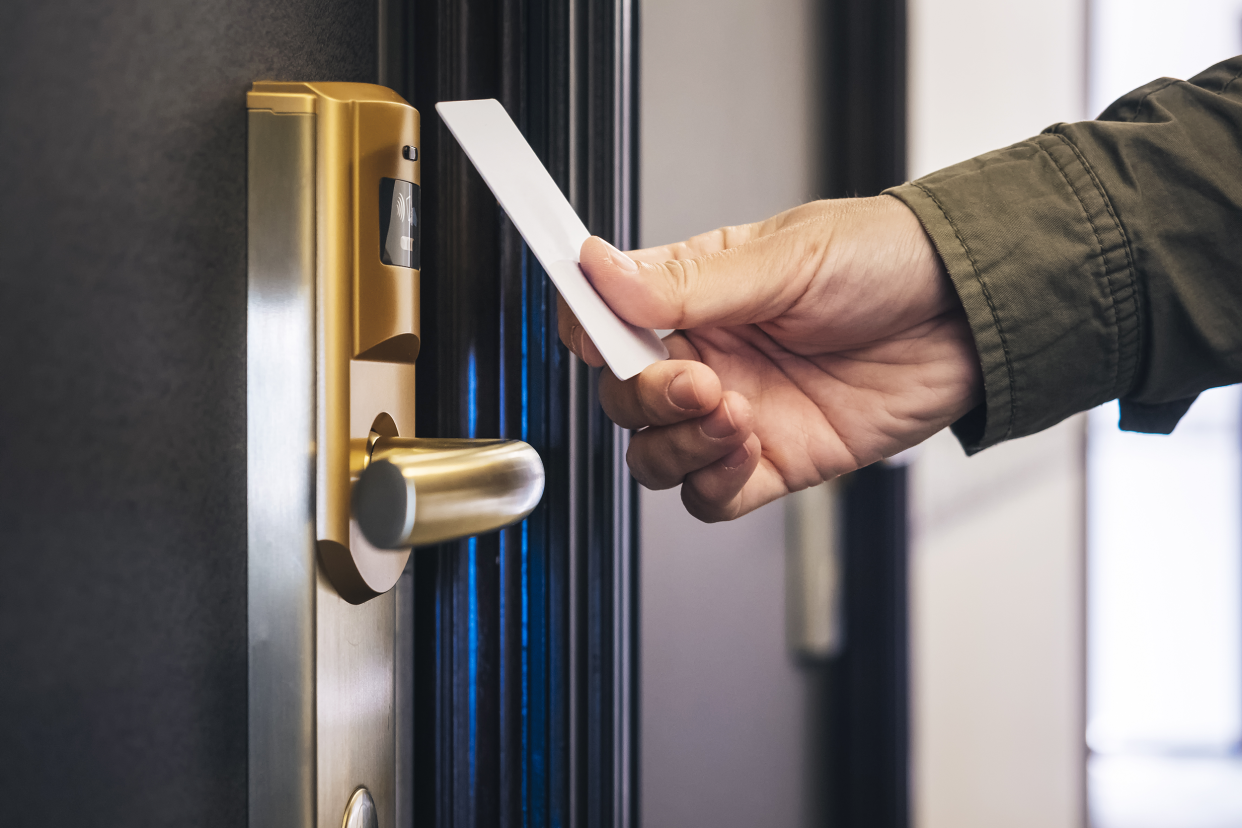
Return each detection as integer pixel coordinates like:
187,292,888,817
1035,137,1122,397
1125,78,1180,123
1220,64,1242,95
1048,133,1142,396
911,180,1017,442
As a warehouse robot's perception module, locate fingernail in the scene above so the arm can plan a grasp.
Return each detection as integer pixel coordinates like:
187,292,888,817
602,239,638,273
721,443,751,470
668,371,701,411
701,399,738,439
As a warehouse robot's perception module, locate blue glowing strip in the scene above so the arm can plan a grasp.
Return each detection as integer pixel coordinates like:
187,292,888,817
520,250,531,825
498,258,509,823
498,524,509,816
467,341,479,794
521,518,531,825
468,535,479,796
522,254,530,442
467,350,478,439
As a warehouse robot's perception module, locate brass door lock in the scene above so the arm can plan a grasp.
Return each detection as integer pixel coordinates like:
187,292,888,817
248,80,544,605
247,81,545,828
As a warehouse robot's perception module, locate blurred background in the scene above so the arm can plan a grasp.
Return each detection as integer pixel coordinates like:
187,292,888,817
637,1,1242,827
3,0,1240,824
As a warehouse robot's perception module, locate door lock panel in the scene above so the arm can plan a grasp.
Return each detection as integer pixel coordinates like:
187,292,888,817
247,81,544,828
248,82,543,605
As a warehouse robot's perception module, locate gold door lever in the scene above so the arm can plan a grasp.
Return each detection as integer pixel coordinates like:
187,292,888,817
352,437,545,549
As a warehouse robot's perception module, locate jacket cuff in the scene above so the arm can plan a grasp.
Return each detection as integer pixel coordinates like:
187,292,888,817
885,134,1141,454
1118,398,1196,434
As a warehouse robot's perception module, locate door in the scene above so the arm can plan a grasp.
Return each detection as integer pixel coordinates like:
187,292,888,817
0,1,637,825
0,1,377,824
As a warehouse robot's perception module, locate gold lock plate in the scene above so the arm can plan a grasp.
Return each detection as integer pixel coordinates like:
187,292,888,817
248,81,420,604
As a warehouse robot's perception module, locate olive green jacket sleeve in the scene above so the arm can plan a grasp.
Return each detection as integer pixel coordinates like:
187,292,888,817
886,55,1242,453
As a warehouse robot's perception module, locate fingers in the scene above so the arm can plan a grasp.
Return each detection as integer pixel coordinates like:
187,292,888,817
680,433,764,522
556,293,605,367
626,391,753,490
598,359,721,429
579,228,825,330
556,317,775,520
557,290,700,370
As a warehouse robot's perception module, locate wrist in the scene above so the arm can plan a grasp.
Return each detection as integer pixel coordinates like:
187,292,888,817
878,193,958,319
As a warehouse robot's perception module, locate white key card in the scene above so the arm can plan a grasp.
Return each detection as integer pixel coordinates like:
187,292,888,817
436,99,669,380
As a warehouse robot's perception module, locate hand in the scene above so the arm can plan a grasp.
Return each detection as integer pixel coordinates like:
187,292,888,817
558,195,983,521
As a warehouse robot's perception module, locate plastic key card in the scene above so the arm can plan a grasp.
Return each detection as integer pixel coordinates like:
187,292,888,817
436,98,669,380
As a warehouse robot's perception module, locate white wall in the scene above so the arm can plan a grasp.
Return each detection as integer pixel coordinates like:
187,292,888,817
638,1,819,826
911,424,1086,828
908,0,1086,178
639,0,818,244
1089,0,1242,116
907,1,1088,827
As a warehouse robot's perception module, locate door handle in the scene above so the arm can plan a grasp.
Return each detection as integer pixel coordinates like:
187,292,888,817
352,437,545,549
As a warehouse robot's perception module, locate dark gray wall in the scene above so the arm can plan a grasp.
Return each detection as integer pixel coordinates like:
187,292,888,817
0,2,375,824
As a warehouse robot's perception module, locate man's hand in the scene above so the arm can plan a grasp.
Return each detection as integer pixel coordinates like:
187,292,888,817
558,195,983,522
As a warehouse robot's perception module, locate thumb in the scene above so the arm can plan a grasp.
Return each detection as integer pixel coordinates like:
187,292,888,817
580,231,820,330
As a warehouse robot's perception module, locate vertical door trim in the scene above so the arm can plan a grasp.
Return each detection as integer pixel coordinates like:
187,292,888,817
818,0,910,825
610,4,637,824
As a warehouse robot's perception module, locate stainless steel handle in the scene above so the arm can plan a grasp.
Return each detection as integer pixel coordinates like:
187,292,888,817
352,437,545,548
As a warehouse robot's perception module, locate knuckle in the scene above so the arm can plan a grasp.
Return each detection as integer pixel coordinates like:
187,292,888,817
718,225,748,248
636,372,676,424
600,376,647,430
598,395,627,427
662,428,707,468
658,258,695,328
680,483,732,524
776,217,831,282
626,435,682,490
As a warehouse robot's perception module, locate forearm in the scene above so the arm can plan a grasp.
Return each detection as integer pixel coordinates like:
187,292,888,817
888,55,1242,452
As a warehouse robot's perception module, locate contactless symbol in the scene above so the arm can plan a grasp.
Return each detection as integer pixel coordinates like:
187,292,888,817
380,177,420,268
394,191,416,227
